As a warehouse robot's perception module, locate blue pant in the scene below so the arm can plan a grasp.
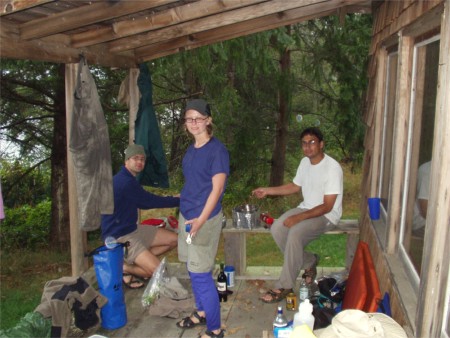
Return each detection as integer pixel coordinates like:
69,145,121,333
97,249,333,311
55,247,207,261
189,271,221,331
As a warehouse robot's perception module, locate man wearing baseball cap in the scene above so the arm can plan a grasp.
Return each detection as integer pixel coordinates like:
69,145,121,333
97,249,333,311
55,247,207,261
101,144,180,288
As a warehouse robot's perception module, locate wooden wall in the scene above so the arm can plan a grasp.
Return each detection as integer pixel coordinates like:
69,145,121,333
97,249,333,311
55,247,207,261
359,0,444,333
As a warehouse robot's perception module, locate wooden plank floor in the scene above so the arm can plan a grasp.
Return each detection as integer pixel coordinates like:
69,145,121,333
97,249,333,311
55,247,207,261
73,264,347,338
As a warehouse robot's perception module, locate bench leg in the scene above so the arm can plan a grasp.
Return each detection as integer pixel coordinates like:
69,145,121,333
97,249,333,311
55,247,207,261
223,232,246,275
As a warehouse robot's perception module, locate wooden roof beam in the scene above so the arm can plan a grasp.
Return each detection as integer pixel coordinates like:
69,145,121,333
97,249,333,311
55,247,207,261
0,0,54,16
108,0,330,53
1,22,136,68
135,7,340,61
110,0,370,53
19,0,181,40
71,0,268,48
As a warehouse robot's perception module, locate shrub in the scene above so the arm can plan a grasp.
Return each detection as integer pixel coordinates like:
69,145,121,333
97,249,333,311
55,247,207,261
0,199,51,250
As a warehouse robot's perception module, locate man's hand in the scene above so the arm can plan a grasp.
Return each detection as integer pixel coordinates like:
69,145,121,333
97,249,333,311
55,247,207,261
252,187,267,199
283,213,304,228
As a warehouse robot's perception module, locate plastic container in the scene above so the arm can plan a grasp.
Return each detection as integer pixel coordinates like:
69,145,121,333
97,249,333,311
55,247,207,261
224,265,235,288
232,204,261,229
293,299,315,331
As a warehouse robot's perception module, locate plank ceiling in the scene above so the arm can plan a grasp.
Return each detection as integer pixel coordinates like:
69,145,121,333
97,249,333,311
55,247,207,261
0,0,372,68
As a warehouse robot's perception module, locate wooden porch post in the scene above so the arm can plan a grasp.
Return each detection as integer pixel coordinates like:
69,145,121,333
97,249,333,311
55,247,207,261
417,1,450,336
65,63,88,276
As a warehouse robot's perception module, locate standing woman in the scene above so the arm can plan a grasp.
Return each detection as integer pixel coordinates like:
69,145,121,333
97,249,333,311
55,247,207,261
176,99,229,338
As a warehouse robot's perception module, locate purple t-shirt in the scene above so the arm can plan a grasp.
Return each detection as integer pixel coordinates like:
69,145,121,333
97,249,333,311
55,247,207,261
180,137,229,220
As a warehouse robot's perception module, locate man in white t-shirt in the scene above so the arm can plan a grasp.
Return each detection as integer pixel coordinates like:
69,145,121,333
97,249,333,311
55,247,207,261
252,127,343,303
412,161,431,236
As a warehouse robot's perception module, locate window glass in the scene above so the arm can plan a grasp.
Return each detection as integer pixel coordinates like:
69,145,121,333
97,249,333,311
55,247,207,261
379,52,398,214
400,37,439,277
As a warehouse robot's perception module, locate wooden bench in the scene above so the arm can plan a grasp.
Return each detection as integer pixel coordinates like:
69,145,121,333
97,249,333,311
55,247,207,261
222,219,359,276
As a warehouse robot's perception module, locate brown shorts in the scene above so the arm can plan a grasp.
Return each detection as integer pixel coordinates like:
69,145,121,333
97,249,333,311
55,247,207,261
117,225,158,264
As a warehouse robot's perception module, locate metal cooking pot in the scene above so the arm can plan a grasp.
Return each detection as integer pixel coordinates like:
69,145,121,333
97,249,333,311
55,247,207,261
232,204,261,229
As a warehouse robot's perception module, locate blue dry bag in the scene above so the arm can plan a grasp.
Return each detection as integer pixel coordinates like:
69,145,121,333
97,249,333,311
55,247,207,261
92,243,127,330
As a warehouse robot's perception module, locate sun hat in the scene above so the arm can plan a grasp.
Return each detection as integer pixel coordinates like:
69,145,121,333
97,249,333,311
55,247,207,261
316,309,407,338
185,99,211,116
125,144,145,161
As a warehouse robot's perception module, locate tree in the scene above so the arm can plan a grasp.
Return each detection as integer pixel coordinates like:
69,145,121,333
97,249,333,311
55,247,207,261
1,60,70,249
0,61,129,249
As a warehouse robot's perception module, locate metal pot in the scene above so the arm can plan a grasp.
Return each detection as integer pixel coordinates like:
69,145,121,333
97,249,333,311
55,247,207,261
232,204,261,229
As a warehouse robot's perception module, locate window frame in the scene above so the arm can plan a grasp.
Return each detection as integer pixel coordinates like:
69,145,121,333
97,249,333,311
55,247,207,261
398,35,440,292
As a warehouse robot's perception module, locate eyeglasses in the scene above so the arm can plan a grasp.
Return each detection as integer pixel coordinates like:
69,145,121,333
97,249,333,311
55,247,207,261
185,117,208,124
130,156,145,162
301,139,317,147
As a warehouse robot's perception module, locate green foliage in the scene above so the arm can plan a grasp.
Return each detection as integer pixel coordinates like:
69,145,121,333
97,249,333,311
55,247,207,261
0,159,51,208
0,199,51,249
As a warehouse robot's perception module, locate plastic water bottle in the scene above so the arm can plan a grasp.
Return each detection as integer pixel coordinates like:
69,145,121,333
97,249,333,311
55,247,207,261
293,298,315,331
299,278,309,303
272,306,288,328
105,236,117,249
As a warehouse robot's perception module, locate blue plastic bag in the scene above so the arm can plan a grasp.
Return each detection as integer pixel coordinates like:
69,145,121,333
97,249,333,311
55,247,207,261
92,244,127,330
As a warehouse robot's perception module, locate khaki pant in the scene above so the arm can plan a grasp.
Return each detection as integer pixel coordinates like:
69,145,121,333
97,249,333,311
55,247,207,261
178,211,223,273
271,208,334,289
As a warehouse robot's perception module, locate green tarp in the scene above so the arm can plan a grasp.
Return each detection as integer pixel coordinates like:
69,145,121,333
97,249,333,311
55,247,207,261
134,64,169,188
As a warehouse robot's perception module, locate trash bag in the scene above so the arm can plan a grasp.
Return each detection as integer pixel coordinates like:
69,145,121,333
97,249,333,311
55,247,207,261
142,257,168,307
0,312,51,338
91,243,127,330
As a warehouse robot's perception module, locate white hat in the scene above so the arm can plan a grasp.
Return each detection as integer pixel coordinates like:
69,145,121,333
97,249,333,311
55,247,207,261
316,310,407,338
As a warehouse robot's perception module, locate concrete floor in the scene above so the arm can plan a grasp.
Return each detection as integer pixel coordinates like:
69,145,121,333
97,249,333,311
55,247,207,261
73,264,347,338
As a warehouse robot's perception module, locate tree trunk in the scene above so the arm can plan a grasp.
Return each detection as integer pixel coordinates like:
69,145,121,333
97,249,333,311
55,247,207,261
270,44,291,186
49,64,70,250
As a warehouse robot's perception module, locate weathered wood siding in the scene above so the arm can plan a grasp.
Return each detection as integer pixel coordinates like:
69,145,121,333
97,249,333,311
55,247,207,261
360,0,444,333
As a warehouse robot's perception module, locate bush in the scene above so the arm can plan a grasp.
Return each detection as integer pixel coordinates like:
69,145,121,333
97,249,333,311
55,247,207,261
0,199,51,250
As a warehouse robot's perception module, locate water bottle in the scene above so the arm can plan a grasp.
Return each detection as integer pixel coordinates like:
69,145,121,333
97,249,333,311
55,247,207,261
293,298,315,331
299,278,309,303
105,236,117,249
272,306,288,328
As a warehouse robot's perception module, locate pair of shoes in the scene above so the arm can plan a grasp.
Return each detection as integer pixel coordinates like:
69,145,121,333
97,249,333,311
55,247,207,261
176,311,206,329
199,329,225,338
123,273,145,289
302,254,320,283
260,288,293,303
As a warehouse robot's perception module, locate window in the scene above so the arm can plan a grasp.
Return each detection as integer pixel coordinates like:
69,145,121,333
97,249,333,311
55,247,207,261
399,36,439,284
379,51,398,216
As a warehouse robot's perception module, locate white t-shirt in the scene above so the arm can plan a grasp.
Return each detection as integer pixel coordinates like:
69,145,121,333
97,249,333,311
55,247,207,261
293,154,343,225
412,161,431,231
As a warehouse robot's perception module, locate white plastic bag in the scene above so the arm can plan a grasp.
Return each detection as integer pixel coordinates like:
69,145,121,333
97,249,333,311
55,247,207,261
141,257,168,307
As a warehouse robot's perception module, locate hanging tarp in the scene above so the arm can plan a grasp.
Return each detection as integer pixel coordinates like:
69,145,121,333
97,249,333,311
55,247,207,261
69,57,114,231
134,63,169,188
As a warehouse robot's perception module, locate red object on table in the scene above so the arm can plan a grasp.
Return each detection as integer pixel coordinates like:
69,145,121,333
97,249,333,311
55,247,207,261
260,213,274,226
141,218,165,227
167,216,179,229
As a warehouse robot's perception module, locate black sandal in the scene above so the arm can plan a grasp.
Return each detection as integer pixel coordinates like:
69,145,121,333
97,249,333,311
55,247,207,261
176,311,206,329
302,254,319,283
199,329,225,338
122,273,144,289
